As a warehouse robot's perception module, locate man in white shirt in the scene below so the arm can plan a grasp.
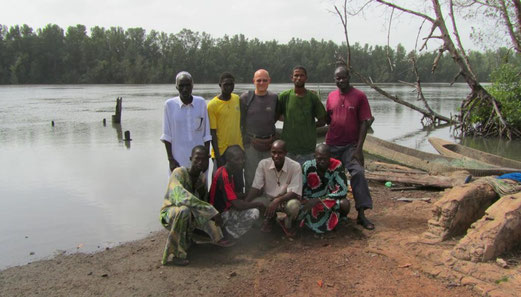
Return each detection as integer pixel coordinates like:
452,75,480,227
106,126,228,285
161,71,211,172
244,140,302,236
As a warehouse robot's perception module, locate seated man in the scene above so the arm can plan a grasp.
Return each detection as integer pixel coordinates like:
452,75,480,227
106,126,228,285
299,144,351,233
245,140,302,236
160,145,231,266
209,145,264,239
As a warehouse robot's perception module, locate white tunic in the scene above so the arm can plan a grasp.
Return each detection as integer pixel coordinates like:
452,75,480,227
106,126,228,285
160,96,211,168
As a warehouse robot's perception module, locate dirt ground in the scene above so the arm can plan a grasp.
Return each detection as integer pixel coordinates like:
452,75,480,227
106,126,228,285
1,181,520,297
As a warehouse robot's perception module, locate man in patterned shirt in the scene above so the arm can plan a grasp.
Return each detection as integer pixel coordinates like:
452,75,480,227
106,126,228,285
300,144,351,233
160,146,232,266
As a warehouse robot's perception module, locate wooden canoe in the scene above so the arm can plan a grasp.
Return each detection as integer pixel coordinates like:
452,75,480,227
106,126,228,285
363,135,519,176
428,137,521,170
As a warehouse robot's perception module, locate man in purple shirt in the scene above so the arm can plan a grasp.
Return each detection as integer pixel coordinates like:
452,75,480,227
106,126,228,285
325,65,375,230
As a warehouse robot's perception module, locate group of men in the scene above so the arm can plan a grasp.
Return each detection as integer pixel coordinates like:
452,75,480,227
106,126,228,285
159,66,375,266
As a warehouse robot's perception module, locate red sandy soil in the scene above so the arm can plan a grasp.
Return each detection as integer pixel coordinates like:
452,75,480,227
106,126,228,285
1,182,519,297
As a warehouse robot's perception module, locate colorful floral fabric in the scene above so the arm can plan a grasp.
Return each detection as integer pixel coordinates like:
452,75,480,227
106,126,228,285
299,158,348,233
160,167,222,262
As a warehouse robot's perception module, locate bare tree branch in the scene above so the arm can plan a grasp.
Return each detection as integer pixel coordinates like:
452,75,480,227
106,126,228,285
419,22,439,51
414,19,428,50
353,71,452,123
375,0,436,23
334,0,351,69
386,8,395,71
499,0,521,53
449,0,477,79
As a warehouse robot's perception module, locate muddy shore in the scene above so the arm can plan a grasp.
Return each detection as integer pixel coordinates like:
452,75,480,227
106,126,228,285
1,182,519,297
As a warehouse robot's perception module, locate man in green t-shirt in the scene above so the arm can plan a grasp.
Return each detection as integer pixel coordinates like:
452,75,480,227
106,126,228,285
277,66,327,165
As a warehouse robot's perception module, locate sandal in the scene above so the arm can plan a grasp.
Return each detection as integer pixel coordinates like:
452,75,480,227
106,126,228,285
213,238,236,247
357,216,375,230
172,258,190,266
277,218,296,237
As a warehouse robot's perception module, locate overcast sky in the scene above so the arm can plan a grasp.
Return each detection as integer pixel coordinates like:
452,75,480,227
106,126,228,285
1,0,488,51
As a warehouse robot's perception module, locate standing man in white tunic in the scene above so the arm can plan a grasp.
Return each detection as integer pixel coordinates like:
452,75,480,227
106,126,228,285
161,71,212,172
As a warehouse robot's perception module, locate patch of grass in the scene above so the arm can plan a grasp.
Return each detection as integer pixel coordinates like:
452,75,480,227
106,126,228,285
495,276,509,284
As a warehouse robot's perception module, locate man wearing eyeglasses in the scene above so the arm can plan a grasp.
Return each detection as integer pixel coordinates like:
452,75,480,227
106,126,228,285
240,69,279,190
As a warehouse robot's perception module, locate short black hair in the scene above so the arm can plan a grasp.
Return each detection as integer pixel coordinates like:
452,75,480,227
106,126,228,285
334,64,350,75
191,145,208,156
219,72,235,84
292,66,307,76
224,145,243,160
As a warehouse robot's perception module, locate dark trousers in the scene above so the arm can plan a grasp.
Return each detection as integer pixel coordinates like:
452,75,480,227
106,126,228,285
330,144,373,211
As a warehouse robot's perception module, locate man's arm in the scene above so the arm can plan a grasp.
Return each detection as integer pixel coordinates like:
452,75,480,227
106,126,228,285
313,93,327,127
210,129,223,167
163,141,179,172
204,140,211,155
265,191,298,218
352,117,374,166
244,187,262,202
230,199,265,211
161,102,178,172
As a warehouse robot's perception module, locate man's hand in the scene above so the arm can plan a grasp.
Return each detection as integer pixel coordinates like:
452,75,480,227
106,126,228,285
212,213,223,227
265,198,281,218
169,158,180,172
351,149,365,167
301,198,321,213
255,202,266,214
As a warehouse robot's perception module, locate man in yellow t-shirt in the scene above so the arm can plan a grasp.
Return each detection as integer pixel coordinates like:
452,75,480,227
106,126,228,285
207,72,244,174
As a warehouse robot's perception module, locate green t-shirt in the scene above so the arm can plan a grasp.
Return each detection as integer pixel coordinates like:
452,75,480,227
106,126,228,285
278,89,326,154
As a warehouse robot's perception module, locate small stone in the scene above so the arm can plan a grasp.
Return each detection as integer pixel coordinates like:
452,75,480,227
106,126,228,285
496,258,508,268
29,252,35,255
87,272,93,275
101,273,108,277
229,271,237,277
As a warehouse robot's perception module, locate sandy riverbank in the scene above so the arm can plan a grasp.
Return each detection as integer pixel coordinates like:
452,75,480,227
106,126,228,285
1,182,519,297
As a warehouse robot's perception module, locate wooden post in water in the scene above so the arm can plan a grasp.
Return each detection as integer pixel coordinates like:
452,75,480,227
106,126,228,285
124,130,132,141
111,97,122,124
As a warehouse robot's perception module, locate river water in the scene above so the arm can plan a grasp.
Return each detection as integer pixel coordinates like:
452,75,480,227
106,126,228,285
0,83,520,269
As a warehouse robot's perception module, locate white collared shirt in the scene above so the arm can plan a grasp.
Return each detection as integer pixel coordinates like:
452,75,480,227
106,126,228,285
160,96,211,168
252,157,302,198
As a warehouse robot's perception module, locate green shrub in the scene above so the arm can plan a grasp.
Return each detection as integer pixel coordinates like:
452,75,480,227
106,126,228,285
486,64,521,127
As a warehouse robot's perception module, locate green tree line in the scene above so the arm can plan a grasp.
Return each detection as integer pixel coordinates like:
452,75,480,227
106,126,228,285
1,24,520,84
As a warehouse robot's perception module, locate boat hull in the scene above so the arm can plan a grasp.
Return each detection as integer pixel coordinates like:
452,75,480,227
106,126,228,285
429,137,521,170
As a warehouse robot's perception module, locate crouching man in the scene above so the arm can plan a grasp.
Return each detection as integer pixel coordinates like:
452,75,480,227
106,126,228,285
245,140,302,236
160,145,232,266
299,144,351,233
209,145,265,239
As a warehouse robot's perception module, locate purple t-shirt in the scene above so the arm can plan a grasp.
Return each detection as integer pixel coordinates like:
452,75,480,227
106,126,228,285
325,88,372,146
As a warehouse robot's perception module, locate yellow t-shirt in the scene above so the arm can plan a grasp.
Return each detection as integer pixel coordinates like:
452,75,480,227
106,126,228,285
207,93,243,158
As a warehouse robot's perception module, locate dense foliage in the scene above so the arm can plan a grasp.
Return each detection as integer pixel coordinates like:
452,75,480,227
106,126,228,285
472,64,521,129
1,24,520,84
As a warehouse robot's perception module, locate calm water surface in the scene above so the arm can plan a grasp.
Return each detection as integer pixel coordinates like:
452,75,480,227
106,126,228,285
1,83,520,269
